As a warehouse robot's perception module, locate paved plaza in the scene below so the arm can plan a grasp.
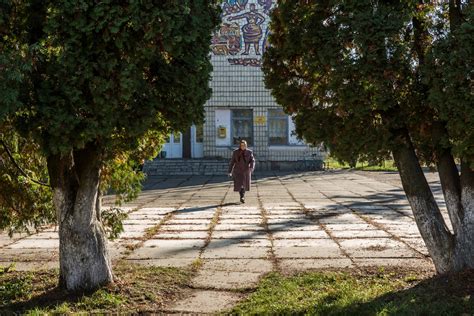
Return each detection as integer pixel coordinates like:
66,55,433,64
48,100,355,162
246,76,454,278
0,170,447,313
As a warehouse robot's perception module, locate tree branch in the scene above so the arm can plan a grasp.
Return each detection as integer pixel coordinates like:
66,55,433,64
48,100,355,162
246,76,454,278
0,139,51,187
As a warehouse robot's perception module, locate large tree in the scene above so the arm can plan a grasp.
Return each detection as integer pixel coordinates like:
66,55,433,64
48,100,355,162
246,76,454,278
0,0,220,290
264,0,473,273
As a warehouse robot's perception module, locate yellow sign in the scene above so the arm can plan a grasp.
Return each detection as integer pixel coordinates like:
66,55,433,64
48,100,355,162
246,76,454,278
218,126,227,138
255,116,266,125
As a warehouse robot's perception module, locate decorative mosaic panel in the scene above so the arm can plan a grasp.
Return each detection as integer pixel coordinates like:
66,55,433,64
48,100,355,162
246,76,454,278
211,0,275,67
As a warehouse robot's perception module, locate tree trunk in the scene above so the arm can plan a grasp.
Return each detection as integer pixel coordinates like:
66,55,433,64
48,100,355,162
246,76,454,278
453,161,474,270
47,144,113,291
449,0,463,31
391,129,455,274
436,149,463,234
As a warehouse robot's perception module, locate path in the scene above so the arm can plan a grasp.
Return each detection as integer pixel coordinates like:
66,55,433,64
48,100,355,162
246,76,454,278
0,170,447,313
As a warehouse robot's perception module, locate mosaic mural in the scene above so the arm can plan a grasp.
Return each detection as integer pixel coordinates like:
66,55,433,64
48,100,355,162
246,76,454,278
211,0,275,67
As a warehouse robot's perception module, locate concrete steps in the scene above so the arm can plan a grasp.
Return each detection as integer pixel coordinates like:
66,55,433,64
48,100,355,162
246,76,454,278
143,157,325,176
144,159,229,176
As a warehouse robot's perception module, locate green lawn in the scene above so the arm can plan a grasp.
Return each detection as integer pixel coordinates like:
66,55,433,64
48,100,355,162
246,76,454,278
0,263,193,314
2,264,473,314
325,157,398,172
229,269,474,315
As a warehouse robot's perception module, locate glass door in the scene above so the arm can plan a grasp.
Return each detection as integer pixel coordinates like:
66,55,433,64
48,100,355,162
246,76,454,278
162,132,183,158
191,124,204,158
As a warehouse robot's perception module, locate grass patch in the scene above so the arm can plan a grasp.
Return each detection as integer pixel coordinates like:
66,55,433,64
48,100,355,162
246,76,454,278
229,269,474,315
0,262,193,314
325,157,397,172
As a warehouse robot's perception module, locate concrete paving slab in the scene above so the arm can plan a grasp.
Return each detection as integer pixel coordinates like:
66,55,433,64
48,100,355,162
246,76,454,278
324,223,377,231
153,231,209,239
7,239,59,249
272,230,330,239
128,247,201,260
201,259,273,273
0,248,58,261
279,258,354,272
122,218,161,226
384,227,422,238
173,213,215,219
142,239,205,248
128,240,204,260
354,258,431,269
166,289,243,313
124,258,196,268
218,218,262,224
274,244,343,259
213,224,265,231
202,247,270,259
400,238,429,256
266,219,316,225
121,224,155,232
273,239,337,247
268,224,323,232
160,224,210,231
329,229,391,238
134,207,175,215
207,238,271,248
165,219,212,225
191,269,264,290
212,230,268,239
339,238,421,258
23,232,58,239
125,214,164,221
219,214,263,219
118,231,147,239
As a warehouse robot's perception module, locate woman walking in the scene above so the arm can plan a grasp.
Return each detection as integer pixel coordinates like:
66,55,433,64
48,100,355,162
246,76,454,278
228,140,255,203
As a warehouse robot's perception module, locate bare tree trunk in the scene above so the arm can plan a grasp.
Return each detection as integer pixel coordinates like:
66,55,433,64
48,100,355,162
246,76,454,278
453,161,474,270
437,149,463,234
47,144,113,291
391,130,455,274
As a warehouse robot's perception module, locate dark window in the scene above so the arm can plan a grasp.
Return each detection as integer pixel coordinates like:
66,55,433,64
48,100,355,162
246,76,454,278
232,109,253,146
268,109,288,145
195,124,204,143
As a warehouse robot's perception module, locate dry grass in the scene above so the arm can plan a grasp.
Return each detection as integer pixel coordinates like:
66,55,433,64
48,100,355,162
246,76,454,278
0,262,194,314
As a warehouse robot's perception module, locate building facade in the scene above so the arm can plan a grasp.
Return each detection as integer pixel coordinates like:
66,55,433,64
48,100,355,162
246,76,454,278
160,0,324,171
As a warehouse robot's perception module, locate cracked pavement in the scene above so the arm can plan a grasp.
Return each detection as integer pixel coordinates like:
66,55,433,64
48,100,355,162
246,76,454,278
0,170,446,313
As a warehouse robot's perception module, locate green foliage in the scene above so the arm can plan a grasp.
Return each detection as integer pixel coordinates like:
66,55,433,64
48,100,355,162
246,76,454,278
0,1,220,237
263,1,472,166
101,207,128,240
427,6,474,165
8,0,220,157
0,127,55,236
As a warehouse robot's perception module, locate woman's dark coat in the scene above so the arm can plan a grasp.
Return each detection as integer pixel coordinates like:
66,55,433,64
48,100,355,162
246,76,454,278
228,149,255,192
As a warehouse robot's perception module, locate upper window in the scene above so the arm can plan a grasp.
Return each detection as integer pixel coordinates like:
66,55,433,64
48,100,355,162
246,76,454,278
268,109,289,145
232,109,253,146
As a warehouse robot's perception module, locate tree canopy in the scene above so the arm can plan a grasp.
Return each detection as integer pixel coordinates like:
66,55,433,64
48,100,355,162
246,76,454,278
0,0,220,290
264,0,473,273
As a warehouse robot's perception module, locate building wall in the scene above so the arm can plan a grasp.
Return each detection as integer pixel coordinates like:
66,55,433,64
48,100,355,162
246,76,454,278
203,0,324,166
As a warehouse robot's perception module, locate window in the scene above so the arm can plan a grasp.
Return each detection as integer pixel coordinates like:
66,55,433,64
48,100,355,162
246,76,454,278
268,109,289,145
195,124,204,143
232,109,253,146
173,132,181,143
